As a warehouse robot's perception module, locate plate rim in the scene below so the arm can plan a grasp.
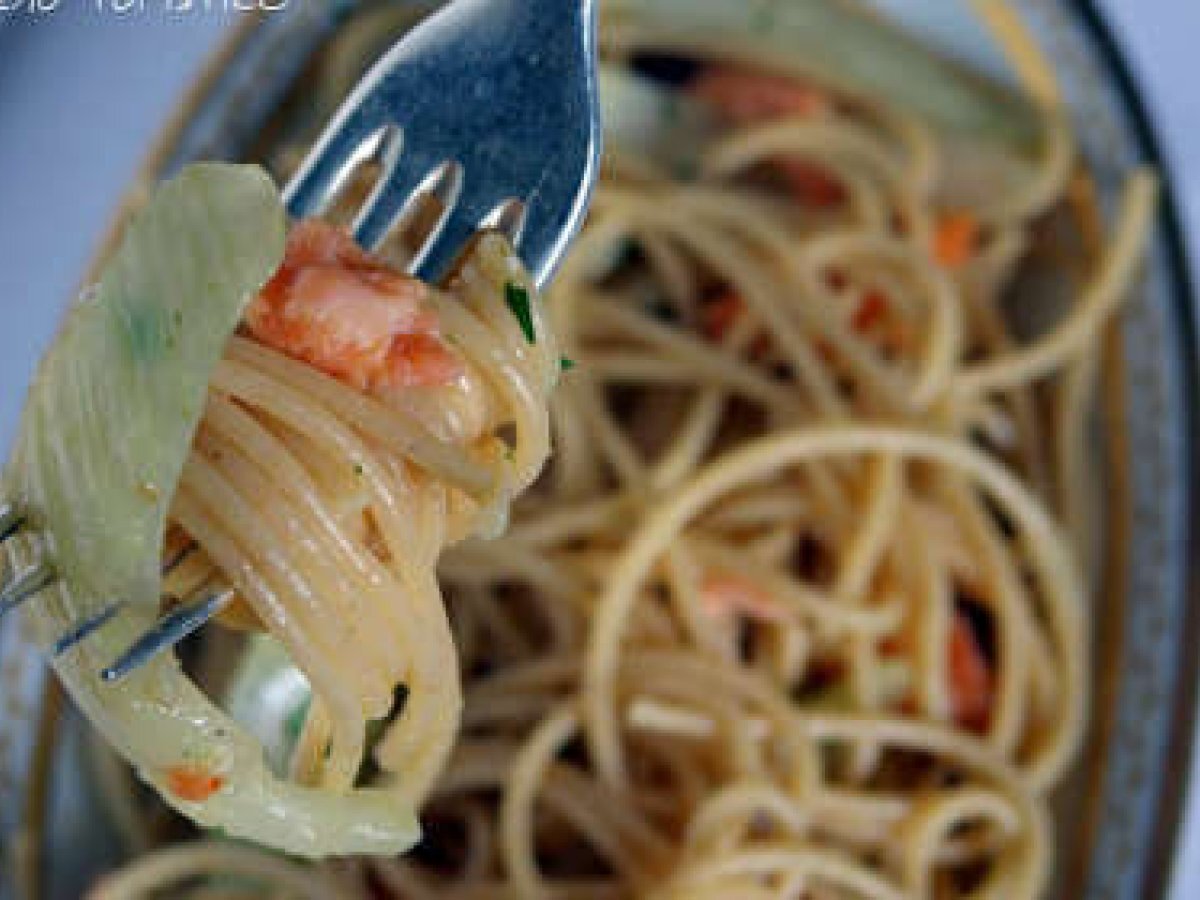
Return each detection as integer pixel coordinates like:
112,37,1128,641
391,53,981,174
17,2,1200,898
1071,2,1200,896
78,2,1200,895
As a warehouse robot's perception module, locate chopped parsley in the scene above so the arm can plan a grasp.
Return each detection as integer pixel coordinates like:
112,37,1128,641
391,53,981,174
560,357,577,372
504,281,537,345
284,696,311,744
355,684,409,786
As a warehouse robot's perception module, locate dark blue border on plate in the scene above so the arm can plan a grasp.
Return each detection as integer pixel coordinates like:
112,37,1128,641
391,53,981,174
1074,2,1200,897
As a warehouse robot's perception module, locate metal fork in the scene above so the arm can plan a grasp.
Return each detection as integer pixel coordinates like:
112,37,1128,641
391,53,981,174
0,0,600,680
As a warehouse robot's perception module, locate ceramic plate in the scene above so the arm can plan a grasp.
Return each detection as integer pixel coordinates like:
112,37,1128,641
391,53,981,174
0,2,1195,897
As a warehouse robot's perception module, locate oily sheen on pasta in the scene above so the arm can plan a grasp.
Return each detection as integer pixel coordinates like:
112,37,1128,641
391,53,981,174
86,4,1156,900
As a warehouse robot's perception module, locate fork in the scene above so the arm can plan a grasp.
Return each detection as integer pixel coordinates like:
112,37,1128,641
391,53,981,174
0,0,601,681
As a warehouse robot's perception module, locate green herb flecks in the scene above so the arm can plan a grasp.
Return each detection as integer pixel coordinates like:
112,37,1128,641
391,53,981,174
284,696,312,744
560,357,577,372
504,281,537,345
122,305,170,363
355,684,409,786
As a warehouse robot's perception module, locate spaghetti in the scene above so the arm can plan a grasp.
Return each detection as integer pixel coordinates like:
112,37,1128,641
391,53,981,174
85,7,1157,900
8,172,561,859
165,227,560,808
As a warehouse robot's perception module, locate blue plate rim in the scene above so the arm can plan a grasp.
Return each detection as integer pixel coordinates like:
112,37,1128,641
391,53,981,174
1071,2,1200,896
63,2,1200,895
3,3,1195,897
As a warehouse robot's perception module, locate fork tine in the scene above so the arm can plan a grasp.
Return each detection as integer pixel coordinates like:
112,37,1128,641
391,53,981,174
0,562,55,620
101,587,235,682
0,500,34,621
347,123,410,249
0,501,24,540
52,600,125,657
354,156,463,254
46,544,198,657
162,541,198,576
410,202,492,288
282,114,390,220
480,199,529,245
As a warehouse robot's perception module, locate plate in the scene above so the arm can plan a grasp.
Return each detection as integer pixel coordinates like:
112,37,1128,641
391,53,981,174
0,2,1195,897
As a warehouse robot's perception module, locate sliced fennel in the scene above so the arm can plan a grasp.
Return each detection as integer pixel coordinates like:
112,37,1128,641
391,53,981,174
9,163,285,609
569,66,717,283
603,0,1043,154
5,164,420,858
224,635,313,779
600,65,717,178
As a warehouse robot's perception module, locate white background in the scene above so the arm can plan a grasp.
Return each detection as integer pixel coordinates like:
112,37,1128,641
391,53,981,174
0,1,1198,895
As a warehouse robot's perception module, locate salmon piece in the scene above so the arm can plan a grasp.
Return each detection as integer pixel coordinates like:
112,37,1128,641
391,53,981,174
165,763,225,803
692,66,844,207
692,66,831,125
933,211,980,268
948,611,993,732
245,219,464,394
852,290,891,334
847,289,912,355
877,614,993,727
701,572,790,625
383,333,466,389
702,293,747,343
775,159,846,207
700,292,775,359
